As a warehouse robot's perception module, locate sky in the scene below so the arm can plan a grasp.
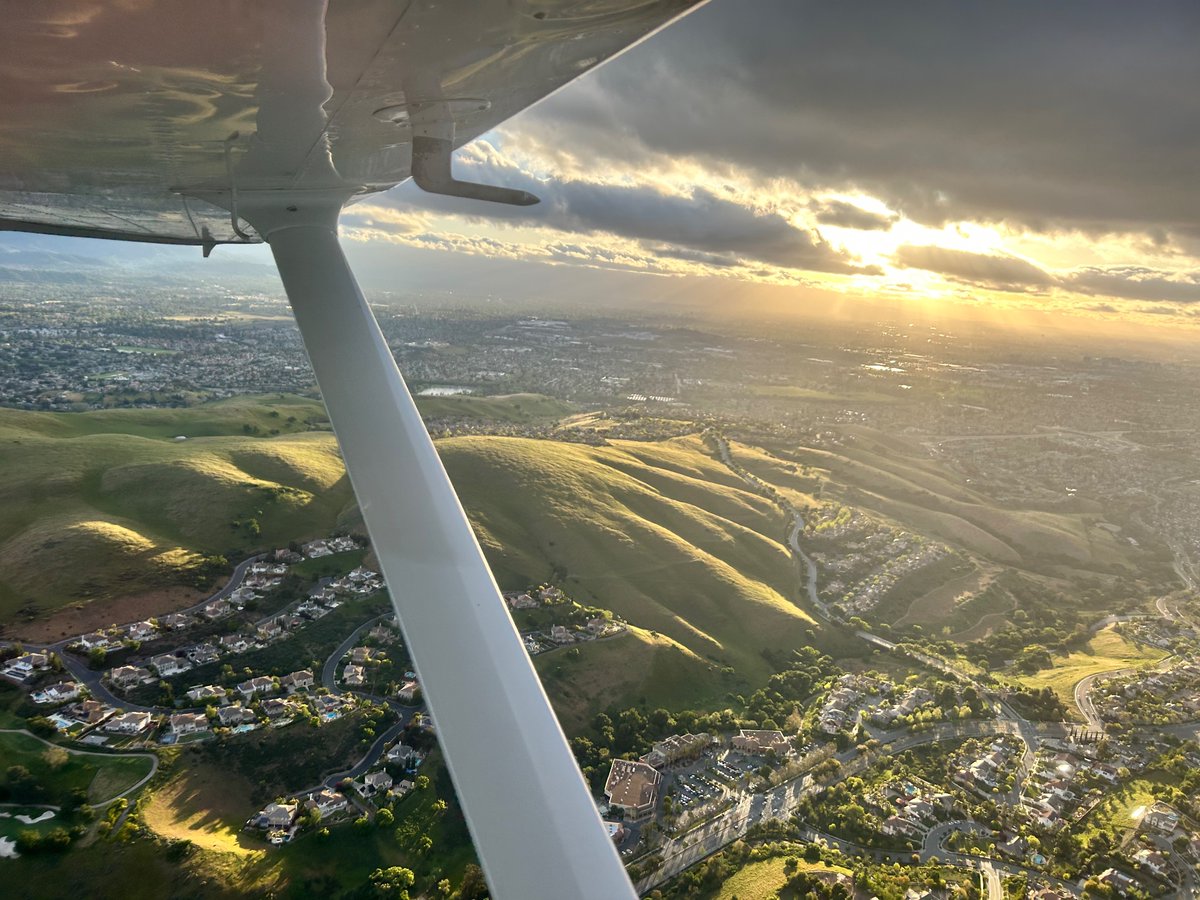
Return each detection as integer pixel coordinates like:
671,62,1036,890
4,1,1199,333
334,0,1200,328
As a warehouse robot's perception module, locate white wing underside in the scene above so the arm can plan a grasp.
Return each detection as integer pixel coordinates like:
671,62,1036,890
0,0,701,245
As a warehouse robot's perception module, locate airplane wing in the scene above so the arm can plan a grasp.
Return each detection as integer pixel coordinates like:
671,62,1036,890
0,0,700,245
0,2,708,898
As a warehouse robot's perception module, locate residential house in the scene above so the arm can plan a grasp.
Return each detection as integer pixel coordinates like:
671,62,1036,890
217,705,257,727
255,802,297,843
229,586,258,606
262,698,292,720
386,744,418,767
343,665,365,687
220,634,252,654
169,712,208,735
186,643,220,665
6,652,49,677
304,789,348,820
125,621,156,641
604,759,661,821
362,771,393,795
149,653,191,678
201,600,233,619
1133,848,1170,879
105,711,154,734
109,665,151,688
186,684,227,704
350,646,372,665
78,632,111,651
395,680,420,703
882,815,920,837
257,619,284,641
67,699,113,726
31,681,81,704
302,539,331,558
507,592,537,610
280,670,314,694
348,566,377,583
160,613,193,630
237,676,277,701
1098,867,1139,895
549,624,575,645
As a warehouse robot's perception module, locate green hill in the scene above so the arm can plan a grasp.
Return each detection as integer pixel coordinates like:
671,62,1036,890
0,397,356,622
0,399,841,715
441,435,826,688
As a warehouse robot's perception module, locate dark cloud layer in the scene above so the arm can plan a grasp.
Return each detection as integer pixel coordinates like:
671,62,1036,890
813,201,897,232
378,149,876,275
894,245,1053,291
895,245,1200,303
515,0,1200,239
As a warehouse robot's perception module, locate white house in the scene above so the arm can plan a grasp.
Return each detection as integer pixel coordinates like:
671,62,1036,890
150,654,191,677
170,712,208,735
105,711,154,734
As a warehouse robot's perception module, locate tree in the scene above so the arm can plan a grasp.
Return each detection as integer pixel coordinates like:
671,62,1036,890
375,807,394,828
369,866,415,898
459,864,490,900
415,775,430,791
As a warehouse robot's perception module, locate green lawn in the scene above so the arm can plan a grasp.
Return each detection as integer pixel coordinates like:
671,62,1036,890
1078,772,1182,846
0,730,153,805
0,805,62,841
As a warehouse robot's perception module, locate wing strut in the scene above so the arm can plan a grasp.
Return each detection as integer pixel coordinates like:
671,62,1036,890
240,195,636,900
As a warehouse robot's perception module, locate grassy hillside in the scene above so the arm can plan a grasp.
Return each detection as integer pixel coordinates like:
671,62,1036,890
415,391,573,423
1,398,843,711
0,396,356,623
441,435,827,686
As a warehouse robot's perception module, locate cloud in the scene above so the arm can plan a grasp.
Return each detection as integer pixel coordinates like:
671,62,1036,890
893,245,1200,304
893,245,1053,291
813,201,897,231
1062,266,1200,304
383,142,876,275
511,0,1200,239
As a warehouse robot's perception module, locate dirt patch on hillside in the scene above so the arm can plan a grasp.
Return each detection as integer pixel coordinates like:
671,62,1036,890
12,584,208,642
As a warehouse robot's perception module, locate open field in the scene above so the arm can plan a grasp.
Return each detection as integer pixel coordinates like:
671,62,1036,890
0,730,153,805
1015,625,1167,707
715,856,853,900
